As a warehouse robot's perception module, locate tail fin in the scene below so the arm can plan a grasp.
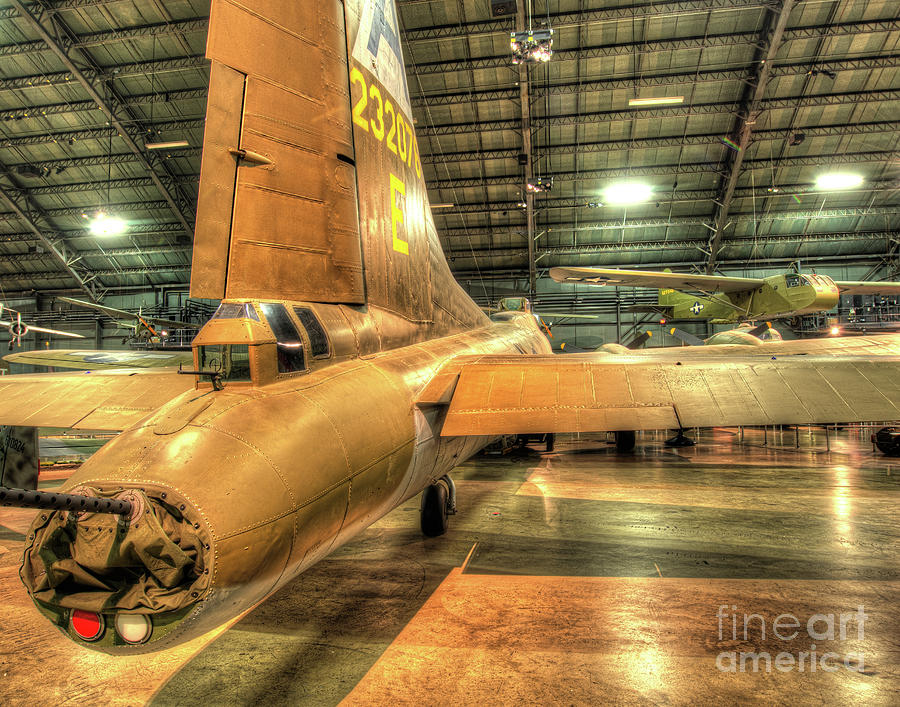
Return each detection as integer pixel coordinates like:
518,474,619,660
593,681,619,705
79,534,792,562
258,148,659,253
192,0,483,328
0,426,38,490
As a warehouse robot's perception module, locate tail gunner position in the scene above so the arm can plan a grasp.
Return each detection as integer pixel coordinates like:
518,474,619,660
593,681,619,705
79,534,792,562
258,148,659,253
5,0,900,655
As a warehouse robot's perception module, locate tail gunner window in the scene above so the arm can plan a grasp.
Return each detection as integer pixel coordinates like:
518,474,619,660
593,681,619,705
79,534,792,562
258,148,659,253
198,344,251,381
260,303,306,373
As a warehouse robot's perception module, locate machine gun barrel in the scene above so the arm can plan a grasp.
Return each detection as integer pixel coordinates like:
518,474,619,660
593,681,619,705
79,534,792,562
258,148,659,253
0,486,133,515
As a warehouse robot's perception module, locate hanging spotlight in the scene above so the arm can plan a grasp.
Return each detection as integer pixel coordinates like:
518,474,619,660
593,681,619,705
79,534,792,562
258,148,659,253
510,28,553,64
88,212,127,236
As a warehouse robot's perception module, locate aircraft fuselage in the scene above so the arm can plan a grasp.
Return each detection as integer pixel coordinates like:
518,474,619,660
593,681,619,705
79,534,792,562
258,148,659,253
24,310,549,653
661,272,840,321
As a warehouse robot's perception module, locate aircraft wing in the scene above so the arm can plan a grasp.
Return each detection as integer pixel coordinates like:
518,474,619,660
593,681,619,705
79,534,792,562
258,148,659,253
420,352,900,436
834,280,900,295
0,369,194,430
56,296,201,329
550,266,763,293
4,348,194,370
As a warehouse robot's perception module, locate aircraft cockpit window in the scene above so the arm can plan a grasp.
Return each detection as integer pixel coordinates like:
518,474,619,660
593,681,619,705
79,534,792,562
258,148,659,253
198,344,252,381
785,275,802,288
212,302,260,321
260,303,306,373
293,307,330,358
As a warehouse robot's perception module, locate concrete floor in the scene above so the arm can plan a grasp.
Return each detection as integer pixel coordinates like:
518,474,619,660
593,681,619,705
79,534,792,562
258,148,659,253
0,427,898,705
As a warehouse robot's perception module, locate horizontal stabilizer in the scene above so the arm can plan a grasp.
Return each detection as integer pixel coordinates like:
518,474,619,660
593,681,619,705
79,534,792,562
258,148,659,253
0,370,194,430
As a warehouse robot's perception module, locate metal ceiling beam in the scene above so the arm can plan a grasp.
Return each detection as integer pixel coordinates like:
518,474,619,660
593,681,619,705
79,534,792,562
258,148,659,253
0,180,100,298
0,18,207,58
404,20,897,75
426,151,897,190
420,122,899,164
416,90,900,136
6,147,202,171
0,244,191,263
411,55,900,107
26,175,199,197
0,0,125,19
0,263,190,285
0,88,207,121
515,3,536,298
0,55,206,92
705,0,795,273
435,208,900,238
400,0,766,42
0,222,185,243
0,118,205,149
444,231,898,258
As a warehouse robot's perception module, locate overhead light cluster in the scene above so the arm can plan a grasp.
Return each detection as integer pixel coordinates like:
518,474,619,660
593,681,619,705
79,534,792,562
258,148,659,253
510,28,553,64
526,176,553,193
86,211,127,236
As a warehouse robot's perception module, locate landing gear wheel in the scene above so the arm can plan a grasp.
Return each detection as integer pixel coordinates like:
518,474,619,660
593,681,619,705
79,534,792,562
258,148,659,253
545,433,555,452
665,430,695,447
615,430,636,453
420,481,450,537
873,427,900,456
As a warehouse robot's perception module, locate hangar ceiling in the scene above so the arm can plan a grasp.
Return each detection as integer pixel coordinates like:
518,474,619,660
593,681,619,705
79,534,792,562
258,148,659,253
0,0,897,310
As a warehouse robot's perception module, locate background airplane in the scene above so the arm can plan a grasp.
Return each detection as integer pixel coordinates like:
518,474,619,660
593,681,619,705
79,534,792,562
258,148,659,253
55,296,201,343
1,0,899,657
0,303,84,349
551,266,900,322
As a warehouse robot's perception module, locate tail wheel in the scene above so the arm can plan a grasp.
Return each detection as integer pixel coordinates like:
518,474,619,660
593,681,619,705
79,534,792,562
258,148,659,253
420,481,450,537
615,430,636,453
873,427,900,456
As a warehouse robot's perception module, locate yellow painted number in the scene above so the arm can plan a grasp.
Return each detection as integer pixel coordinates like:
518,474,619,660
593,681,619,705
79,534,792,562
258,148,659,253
369,84,385,141
396,114,408,162
385,100,397,154
390,173,408,255
350,67,369,132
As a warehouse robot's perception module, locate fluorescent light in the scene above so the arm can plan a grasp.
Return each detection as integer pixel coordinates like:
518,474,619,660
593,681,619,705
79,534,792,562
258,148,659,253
431,203,455,208
603,182,653,206
628,96,684,107
815,172,863,190
145,140,189,150
89,213,127,236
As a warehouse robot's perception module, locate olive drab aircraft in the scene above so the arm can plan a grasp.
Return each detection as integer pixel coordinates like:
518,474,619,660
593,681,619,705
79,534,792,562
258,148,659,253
54,296,201,343
551,266,900,323
3,0,900,655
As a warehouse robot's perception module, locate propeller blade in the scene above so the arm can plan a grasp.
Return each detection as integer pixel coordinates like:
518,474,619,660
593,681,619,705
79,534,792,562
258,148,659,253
625,331,652,349
667,327,705,346
747,321,772,338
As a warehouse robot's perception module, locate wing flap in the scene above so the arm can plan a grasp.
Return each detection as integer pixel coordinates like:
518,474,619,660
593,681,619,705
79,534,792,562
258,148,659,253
429,354,900,436
0,371,194,430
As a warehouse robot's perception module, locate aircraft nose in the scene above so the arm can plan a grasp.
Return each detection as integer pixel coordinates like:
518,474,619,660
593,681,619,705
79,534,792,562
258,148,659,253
20,484,214,653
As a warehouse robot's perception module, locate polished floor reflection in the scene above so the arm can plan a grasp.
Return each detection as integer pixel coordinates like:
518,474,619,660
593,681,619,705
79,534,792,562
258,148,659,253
1,427,898,705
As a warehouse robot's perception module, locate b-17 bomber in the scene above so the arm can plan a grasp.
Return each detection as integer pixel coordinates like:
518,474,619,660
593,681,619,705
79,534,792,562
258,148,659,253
2,0,900,656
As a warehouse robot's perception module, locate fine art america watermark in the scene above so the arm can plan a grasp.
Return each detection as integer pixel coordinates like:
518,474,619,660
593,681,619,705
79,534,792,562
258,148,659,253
715,605,867,673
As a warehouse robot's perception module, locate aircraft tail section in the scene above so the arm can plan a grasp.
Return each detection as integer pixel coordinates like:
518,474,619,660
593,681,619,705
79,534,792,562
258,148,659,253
192,0,365,303
0,426,38,490
194,0,486,331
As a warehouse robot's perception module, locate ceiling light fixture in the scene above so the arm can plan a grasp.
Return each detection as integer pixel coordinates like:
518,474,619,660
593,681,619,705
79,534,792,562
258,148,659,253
815,173,863,190
88,212,127,236
627,96,684,107
145,140,189,150
603,182,653,206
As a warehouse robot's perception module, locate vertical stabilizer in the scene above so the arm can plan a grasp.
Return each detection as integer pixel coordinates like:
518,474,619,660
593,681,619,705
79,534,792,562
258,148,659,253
194,1,486,331
192,0,365,304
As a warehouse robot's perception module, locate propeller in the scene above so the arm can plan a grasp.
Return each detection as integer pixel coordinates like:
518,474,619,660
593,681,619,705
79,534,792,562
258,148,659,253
666,326,705,346
625,331,653,349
